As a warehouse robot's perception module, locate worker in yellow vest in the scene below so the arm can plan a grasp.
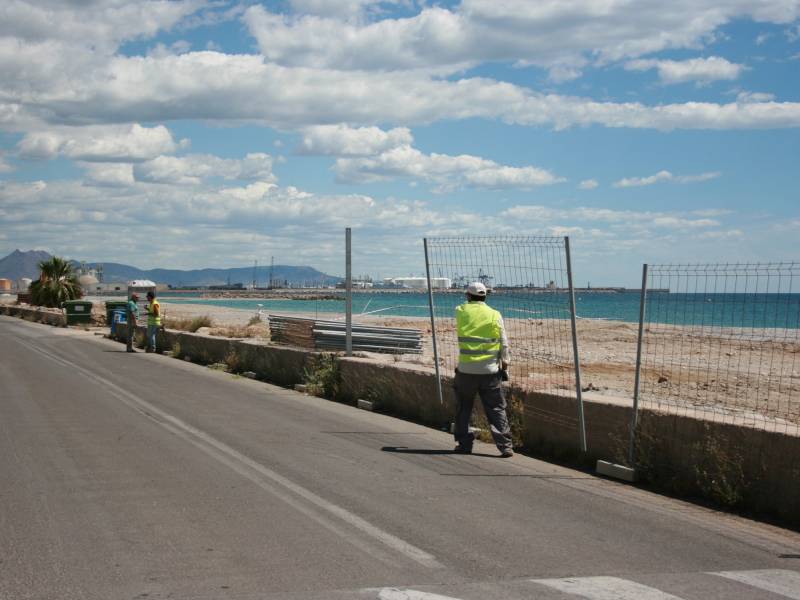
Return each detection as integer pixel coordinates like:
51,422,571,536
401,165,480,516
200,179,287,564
144,291,162,353
453,282,513,457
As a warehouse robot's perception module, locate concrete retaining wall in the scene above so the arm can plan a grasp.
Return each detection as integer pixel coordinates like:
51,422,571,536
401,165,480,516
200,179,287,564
0,304,66,326
5,307,799,528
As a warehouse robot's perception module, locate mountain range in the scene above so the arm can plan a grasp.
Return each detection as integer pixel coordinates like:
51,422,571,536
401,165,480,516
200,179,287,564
0,250,341,287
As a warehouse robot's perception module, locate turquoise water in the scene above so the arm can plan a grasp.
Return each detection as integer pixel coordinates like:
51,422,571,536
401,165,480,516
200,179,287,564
161,291,800,329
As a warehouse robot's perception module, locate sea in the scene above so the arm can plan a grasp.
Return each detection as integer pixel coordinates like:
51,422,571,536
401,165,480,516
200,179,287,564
160,291,800,330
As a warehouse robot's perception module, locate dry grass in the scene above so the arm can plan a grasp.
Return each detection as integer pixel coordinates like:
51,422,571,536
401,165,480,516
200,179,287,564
209,322,270,339
164,315,214,332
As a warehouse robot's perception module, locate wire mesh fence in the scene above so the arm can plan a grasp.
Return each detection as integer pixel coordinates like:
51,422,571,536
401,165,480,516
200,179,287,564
423,236,581,398
638,262,800,433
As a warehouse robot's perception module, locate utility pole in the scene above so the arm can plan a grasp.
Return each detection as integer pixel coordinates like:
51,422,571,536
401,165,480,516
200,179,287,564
252,260,257,289
345,228,352,356
268,256,274,289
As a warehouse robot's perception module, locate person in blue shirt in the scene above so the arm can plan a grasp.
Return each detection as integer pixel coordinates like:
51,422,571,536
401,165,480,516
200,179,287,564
126,293,139,353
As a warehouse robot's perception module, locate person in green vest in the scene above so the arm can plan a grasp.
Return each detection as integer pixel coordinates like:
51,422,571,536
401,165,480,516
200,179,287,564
125,293,139,353
453,281,513,457
144,291,162,353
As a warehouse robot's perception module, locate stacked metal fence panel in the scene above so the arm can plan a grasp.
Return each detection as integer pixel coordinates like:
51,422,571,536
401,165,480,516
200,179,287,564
269,315,422,354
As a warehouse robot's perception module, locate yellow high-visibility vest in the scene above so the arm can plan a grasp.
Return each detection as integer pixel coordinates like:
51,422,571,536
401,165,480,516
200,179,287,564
456,301,502,365
147,299,161,326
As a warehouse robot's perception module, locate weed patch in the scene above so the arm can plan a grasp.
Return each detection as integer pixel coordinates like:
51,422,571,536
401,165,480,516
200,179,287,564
224,348,244,374
693,426,747,508
303,354,340,399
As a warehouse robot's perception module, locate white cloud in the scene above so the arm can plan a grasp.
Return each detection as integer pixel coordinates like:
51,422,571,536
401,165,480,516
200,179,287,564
17,124,183,162
4,51,797,133
613,170,721,188
502,205,721,230
698,229,744,239
624,57,746,84
288,0,411,20
0,154,13,173
299,125,413,156
578,179,598,190
0,1,798,137
334,144,564,190
736,90,776,103
80,163,135,187
0,0,201,48
1,171,786,277
547,65,583,83
756,32,773,45
245,2,800,74
133,153,277,185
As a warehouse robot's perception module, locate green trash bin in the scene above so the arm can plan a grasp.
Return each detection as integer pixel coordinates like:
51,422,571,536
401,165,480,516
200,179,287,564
105,300,128,324
62,300,94,325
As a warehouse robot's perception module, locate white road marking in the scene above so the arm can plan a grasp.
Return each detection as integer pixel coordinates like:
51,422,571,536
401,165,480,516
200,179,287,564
377,589,464,600
532,576,686,599
711,569,800,599
17,337,443,570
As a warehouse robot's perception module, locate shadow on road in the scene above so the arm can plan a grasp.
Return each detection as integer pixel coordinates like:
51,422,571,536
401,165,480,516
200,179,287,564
381,446,497,458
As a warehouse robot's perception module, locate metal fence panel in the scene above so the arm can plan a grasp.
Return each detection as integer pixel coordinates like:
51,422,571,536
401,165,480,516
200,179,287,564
637,262,800,434
424,236,587,447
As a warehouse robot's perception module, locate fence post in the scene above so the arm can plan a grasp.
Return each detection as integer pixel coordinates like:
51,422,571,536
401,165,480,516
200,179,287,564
345,227,352,356
629,263,649,466
564,236,588,452
424,238,444,406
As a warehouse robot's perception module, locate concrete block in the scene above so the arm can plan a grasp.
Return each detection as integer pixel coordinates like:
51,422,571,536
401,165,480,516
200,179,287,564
243,371,257,379
596,460,637,482
294,384,307,393
357,399,374,411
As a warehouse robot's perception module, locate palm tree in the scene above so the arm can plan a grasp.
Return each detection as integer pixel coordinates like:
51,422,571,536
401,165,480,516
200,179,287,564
29,256,82,307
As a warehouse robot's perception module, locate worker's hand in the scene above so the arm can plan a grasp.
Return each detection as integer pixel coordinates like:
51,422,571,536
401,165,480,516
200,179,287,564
501,361,509,371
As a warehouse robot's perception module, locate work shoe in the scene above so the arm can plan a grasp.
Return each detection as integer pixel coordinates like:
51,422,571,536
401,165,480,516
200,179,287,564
126,348,137,353
453,445,472,455
499,450,514,458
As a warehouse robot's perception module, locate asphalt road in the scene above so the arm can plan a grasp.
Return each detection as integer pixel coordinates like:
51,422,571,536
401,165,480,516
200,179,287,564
2,315,799,600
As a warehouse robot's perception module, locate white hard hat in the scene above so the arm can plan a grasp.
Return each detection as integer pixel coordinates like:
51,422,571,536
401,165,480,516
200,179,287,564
467,282,487,296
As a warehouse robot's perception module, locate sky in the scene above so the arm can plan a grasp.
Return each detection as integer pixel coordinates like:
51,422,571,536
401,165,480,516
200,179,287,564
0,0,799,286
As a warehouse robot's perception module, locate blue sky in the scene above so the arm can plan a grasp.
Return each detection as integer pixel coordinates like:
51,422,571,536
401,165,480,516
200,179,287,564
0,1,798,286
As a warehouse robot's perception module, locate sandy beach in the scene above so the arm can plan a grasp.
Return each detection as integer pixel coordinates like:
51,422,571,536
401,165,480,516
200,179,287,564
154,299,800,425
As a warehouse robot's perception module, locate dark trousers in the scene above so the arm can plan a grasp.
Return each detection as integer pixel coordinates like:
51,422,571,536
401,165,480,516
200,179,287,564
453,370,512,452
125,308,134,351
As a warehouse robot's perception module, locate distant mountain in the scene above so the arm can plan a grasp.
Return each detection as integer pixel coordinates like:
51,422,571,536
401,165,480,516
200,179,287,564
0,249,53,280
92,262,341,287
0,249,340,287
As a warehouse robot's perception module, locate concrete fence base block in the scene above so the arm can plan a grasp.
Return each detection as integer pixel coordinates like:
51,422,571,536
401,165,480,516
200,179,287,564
596,460,637,483
357,399,374,411
294,384,307,393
